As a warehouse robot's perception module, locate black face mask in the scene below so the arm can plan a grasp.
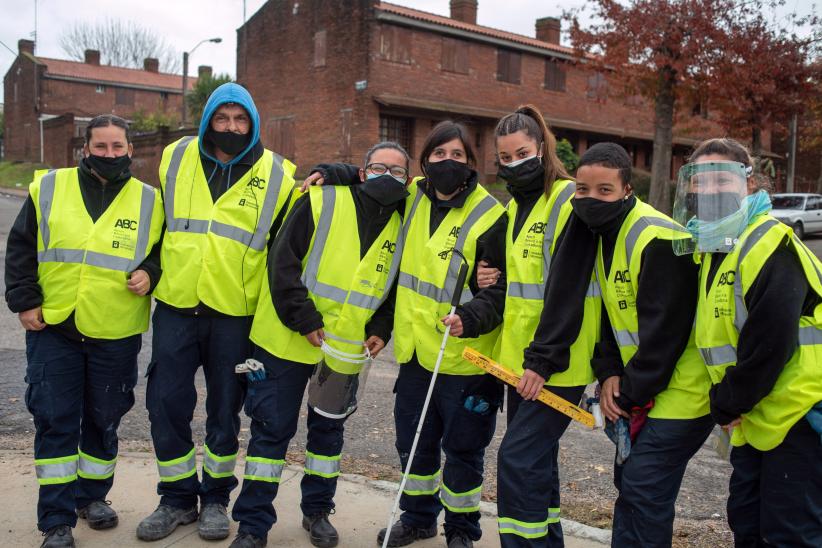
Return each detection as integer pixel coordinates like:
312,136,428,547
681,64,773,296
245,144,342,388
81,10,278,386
498,157,545,189
685,192,742,222
360,174,410,206
85,154,131,182
572,196,631,233
210,130,248,156
425,159,473,195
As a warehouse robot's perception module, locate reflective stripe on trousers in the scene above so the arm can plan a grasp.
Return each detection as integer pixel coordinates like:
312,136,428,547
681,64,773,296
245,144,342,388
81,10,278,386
439,483,482,513
156,447,197,482
243,456,285,483
35,454,79,486
402,470,441,496
77,450,116,480
498,508,560,539
304,450,340,478
37,172,157,272
203,444,237,479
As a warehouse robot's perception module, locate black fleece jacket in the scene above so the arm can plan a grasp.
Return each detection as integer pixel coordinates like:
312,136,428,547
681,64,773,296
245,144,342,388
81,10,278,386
309,162,508,338
705,244,817,425
152,140,292,318
268,186,400,343
4,159,162,340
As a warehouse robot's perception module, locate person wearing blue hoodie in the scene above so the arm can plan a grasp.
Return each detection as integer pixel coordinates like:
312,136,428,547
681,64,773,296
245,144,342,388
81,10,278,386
137,83,297,542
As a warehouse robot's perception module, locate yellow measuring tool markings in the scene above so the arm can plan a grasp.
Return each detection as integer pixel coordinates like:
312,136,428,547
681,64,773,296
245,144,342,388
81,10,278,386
462,347,595,429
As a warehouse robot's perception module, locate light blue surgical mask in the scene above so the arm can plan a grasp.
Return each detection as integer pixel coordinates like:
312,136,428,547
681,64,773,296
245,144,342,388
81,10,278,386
685,190,772,252
367,172,406,185
502,154,540,169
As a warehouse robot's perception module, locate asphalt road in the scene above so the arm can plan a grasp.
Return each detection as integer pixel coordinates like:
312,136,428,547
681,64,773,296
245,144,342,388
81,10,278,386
1,191,820,545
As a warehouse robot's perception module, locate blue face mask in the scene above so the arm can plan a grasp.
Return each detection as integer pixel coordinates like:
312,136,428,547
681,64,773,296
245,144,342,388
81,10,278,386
685,190,772,252
367,172,406,185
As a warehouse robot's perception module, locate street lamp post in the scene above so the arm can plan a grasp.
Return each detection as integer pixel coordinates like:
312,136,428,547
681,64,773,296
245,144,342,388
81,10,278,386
181,37,222,127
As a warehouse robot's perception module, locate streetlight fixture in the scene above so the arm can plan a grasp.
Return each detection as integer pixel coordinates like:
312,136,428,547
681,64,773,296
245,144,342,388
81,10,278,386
182,37,222,127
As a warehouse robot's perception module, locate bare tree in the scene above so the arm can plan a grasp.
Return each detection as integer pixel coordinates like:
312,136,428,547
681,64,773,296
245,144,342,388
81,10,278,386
60,19,181,73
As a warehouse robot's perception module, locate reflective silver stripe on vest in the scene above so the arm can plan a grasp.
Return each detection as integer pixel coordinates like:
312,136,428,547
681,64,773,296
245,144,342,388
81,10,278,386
586,280,601,297
36,459,78,482
78,456,115,478
304,454,340,476
400,193,496,305
301,186,403,310
37,170,58,249
244,459,284,481
37,175,156,272
507,282,543,300
799,325,822,345
163,136,198,233
624,216,689,265
541,183,575,281
699,344,737,366
440,487,481,511
157,452,196,480
614,329,639,347
733,220,779,332
37,248,85,264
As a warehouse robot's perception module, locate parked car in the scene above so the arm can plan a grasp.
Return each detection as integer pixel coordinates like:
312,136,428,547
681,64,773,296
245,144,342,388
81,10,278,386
770,193,822,239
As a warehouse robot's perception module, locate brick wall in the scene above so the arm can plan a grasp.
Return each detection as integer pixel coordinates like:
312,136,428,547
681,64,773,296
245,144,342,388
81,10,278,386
42,113,77,167
3,53,41,162
40,78,181,120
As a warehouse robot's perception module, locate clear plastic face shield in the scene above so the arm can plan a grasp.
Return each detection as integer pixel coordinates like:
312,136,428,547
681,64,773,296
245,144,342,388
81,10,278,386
307,333,373,419
672,161,751,255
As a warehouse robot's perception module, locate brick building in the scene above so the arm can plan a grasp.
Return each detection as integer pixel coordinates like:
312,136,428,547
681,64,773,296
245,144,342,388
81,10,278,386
3,39,204,167
237,0,773,180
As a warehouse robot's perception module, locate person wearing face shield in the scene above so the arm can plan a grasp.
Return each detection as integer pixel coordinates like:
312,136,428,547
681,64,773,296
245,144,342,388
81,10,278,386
299,121,507,548
525,142,714,547
674,138,822,547
4,114,164,547
227,142,409,548
137,83,297,543
471,105,600,548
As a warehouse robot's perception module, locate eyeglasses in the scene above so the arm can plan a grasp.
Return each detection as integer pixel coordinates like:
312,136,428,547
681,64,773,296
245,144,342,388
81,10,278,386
366,163,408,179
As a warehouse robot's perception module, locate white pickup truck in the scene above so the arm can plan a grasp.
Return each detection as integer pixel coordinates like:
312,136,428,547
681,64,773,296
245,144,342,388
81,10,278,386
771,193,822,239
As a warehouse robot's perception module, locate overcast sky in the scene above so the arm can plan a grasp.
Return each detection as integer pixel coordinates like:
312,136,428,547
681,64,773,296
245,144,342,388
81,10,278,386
0,0,817,104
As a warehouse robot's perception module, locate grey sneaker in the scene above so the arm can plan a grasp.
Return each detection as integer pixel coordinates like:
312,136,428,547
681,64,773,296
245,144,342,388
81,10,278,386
77,500,118,530
136,504,198,541
229,531,267,547
41,525,75,548
198,503,230,540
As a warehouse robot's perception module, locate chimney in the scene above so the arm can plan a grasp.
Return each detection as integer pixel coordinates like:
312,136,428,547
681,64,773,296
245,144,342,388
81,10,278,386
143,57,159,72
18,39,35,55
198,65,213,79
84,49,101,65
536,17,561,44
450,0,477,25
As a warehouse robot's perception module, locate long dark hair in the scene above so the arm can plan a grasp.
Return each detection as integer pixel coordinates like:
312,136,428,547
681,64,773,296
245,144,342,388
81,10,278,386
494,104,570,194
84,114,131,144
419,120,477,177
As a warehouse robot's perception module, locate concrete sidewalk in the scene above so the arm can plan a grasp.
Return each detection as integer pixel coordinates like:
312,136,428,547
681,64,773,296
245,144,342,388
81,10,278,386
0,450,609,547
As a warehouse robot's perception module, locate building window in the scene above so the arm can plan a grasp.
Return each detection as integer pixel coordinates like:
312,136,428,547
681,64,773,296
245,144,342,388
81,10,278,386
441,37,469,74
379,26,412,64
586,73,608,102
161,92,169,100
115,88,135,106
379,115,413,155
314,30,327,68
544,59,566,92
96,85,106,94
497,49,521,84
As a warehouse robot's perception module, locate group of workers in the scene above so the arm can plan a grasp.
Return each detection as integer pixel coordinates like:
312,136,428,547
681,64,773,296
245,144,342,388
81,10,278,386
5,81,820,548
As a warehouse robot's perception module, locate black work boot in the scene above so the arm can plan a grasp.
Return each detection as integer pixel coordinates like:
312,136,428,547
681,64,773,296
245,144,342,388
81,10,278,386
198,503,230,540
136,504,198,541
376,520,438,547
77,500,118,530
302,512,339,548
446,530,474,548
229,531,267,547
40,525,75,548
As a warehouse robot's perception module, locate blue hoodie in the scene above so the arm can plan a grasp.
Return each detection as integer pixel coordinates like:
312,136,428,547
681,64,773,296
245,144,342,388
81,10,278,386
198,82,261,168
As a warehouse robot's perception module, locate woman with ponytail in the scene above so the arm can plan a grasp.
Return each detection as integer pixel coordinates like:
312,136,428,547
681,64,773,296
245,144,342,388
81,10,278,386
478,105,602,547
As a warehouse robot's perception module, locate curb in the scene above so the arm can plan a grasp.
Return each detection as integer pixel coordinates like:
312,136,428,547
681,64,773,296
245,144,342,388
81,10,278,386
341,471,612,545
0,187,29,198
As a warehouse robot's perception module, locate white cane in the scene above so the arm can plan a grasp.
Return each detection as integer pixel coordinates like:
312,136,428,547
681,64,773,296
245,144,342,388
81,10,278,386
382,251,470,548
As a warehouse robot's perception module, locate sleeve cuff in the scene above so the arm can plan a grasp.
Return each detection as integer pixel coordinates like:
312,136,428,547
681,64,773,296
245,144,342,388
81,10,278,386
591,357,624,385
455,308,479,339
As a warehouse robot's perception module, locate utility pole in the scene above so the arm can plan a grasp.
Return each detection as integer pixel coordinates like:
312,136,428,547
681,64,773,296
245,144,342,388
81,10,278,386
787,113,798,193
181,37,221,128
